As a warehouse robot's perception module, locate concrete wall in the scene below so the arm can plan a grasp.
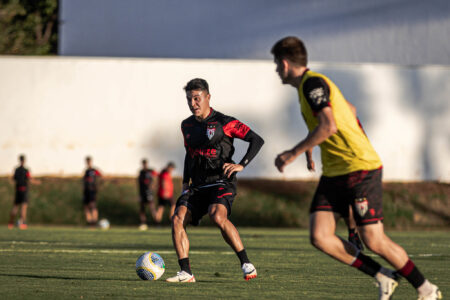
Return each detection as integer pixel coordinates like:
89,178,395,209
59,0,450,65
0,56,449,182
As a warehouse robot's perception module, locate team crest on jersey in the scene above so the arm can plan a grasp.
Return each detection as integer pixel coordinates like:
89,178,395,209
206,125,216,140
355,197,368,217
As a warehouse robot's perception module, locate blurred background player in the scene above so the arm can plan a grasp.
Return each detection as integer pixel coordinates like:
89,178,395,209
8,154,40,229
271,36,441,300
166,78,264,283
83,156,102,227
154,162,176,225
137,158,158,230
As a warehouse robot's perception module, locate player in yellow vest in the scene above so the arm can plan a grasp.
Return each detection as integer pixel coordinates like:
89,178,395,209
271,36,441,300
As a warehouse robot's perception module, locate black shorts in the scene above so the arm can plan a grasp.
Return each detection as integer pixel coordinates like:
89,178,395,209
158,196,173,207
83,190,97,205
15,191,28,204
310,167,383,226
176,182,236,226
140,190,153,203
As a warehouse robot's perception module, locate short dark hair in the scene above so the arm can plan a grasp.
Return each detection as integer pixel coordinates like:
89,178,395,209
184,78,209,93
271,36,308,66
86,156,91,162
167,161,175,168
19,154,25,162
142,159,147,164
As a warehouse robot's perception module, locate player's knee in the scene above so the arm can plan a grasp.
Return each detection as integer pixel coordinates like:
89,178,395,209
310,231,326,250
362,236,384,254
209,212,226,228
171,213,184,228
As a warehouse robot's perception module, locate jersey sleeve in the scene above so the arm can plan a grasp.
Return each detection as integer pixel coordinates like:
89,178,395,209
95,170,102,177
303,77,331,114
222,119,251,139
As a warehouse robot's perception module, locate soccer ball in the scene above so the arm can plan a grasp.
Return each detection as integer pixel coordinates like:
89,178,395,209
98,219,110,230
135,252,165,280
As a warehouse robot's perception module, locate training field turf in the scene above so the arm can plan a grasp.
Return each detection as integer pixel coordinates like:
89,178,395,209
0,227,448,299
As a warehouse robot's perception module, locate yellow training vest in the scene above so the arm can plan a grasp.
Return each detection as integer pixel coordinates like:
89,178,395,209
298,70,382,177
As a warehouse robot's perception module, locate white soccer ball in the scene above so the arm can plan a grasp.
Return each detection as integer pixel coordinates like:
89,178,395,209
136,252,165,280
98,219,110,230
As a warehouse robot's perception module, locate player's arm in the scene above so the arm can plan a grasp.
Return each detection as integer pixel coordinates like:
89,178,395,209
305,148,315,172
222,120,264,177
275,77,337,172
182,153,190,192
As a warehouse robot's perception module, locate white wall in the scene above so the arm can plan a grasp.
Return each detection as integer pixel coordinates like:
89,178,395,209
59,0,450,65
0,56,449,182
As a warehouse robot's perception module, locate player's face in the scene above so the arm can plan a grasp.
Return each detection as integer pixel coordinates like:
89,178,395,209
186,89,211,119
274,58,290,84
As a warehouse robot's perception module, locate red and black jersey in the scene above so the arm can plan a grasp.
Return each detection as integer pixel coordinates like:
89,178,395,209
138,168,157,193
13,166,30,192
181,108,264,187
83,168,101,192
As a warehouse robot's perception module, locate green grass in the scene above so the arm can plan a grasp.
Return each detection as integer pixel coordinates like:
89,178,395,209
0,227,448,299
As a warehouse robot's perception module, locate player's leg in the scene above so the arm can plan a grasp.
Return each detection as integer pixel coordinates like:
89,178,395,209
347,206,364,250
138,201,148,230
155,205,164,224
8,204,19,228
83,204,92,224
311,211,400,300
310,210,358,263
167,205,195,282
90,201,98,224
359,223,442,299
208,203,257,280
19,203,28,229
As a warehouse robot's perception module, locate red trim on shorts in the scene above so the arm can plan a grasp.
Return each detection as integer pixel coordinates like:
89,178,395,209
217,193,232,199
360,217,383,223
315,205,332,209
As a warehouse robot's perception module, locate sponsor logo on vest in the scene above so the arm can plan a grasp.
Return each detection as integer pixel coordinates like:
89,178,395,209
355,197,368,217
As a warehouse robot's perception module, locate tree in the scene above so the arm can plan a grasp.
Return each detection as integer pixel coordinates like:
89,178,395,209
0,0,58,55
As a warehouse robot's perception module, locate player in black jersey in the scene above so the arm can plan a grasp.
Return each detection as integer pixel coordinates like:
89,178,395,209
137,159,158,230
83,156,102,226
8,155,40,229
166,78,264,283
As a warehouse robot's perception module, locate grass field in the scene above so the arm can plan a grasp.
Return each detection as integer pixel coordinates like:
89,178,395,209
0,227,448,299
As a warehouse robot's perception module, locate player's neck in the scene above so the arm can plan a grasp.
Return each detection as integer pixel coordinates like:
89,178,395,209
289,66,308,88
195,107,212,122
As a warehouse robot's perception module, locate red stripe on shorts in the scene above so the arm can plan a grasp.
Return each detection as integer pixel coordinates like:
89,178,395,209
217,193,232,199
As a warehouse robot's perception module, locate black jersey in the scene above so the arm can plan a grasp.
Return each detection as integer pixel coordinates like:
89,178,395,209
138,168,157,193
14,166,30,192
83,168,101,192
181,108,263,187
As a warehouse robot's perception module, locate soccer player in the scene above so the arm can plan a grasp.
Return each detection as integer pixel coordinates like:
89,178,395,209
8,155,39,229
166,78,264,283
154,162,176,225
270,36,441,300
83,156,102,227
137,159,158,230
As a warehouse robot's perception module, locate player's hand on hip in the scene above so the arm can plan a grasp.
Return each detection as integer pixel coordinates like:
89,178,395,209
223,163,244,178
275,150,296,173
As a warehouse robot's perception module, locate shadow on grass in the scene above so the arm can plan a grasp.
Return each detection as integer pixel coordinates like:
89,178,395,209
0,273,136,281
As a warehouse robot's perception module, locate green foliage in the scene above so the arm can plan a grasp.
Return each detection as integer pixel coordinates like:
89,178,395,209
0,227,448,299
1,177,449,228
0,0,58,55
